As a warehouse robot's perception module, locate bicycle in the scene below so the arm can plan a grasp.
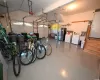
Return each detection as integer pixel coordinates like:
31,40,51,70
0,24,21,77
39,37,52,56
17,34,34,66
26,35,46,62
34,38,46,59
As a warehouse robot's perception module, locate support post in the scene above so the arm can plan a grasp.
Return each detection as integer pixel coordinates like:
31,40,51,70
6,2,13,32
37,22,38,33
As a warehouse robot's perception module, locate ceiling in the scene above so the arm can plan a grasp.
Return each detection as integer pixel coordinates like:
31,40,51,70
0,0,74,14
60,0,100,15
1,0,100,24
0,0,58,13
0,0,100,16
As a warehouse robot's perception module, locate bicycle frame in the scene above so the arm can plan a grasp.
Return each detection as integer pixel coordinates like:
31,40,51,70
0,24,18,56
0,25,9,44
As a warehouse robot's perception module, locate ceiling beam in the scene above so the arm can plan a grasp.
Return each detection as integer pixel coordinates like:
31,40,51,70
37,0,74,15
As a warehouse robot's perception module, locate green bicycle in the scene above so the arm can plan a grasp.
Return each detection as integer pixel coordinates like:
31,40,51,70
0,24,21,77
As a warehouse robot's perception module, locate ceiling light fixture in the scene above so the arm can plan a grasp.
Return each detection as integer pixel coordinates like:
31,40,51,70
24,23,32,26
13,22,32,26
13,22,23,25
38,25,48,28
67,3,77,10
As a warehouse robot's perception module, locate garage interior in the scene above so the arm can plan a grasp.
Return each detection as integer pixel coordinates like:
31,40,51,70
0,0,100,80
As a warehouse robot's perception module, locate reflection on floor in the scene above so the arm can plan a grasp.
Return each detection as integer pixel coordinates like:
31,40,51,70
8,40,100,80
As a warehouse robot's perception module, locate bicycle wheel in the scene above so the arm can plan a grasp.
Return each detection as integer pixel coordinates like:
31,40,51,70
36,45,46,59
20,49,34,65
45,44,52,56
13,55,21,77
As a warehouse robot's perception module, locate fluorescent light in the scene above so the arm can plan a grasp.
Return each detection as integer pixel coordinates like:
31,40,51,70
13,22,32,26
38,25,48,28
38,25,43,27
13,22,23,25
24,23,32,26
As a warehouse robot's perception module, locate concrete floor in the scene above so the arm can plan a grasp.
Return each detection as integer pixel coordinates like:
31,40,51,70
8,40,100,80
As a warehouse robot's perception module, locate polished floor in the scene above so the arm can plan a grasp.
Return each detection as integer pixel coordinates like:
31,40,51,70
8,40,100,80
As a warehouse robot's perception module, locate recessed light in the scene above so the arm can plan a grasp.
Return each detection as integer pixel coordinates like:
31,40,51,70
67,3,77,10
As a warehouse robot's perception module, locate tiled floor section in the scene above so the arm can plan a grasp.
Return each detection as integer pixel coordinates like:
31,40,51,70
8,40,100,80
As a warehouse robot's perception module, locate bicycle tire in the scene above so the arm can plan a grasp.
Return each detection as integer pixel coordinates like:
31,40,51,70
20,49,34,65
36,45,46,59
13,55,21,77
45,44,52,56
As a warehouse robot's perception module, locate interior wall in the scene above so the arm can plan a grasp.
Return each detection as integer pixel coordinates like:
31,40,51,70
12,25,48,37
90,11,100,38
9,11,48,37
1,10,95,36
38,27,48,38
9,10,38,22
12,25,25,33
61,10,94,35
0,10,37,33
0,11,27,33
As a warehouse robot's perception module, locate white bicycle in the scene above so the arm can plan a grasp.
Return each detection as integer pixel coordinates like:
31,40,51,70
40,37,52,56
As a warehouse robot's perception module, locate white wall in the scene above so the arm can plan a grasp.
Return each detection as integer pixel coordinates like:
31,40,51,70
90,11,100,38
12,25,48,38
61,10,94,35
12,25,33,34
12,25,25,33
38,27,48,38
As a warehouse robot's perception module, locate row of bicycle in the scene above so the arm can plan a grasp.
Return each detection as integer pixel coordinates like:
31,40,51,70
0,24,52,77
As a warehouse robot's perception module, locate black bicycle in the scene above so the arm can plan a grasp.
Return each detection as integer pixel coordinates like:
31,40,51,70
20,34,37,64
0,38,21,77
17,34,34,66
